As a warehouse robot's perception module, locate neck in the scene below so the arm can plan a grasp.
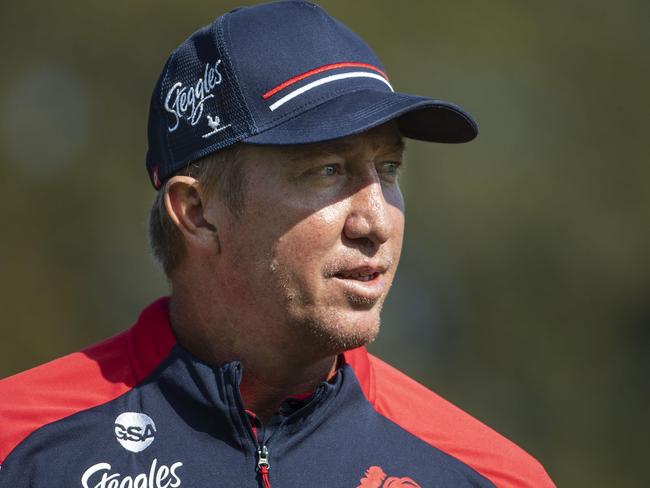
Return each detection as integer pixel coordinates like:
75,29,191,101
168,292,338,423
238,357,338,422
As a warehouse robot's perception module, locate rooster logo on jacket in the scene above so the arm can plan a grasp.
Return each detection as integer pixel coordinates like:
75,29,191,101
357,466,421,488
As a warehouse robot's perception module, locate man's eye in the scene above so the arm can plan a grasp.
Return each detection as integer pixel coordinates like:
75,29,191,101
384,162,399,172
380,161,401,176
319,164,340,176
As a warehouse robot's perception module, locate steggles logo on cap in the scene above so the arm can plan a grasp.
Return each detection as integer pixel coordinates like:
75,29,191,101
145,1,478,190
163,59,231,139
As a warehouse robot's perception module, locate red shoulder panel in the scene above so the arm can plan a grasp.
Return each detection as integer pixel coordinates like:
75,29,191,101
0,297,175,463
343,347,555,488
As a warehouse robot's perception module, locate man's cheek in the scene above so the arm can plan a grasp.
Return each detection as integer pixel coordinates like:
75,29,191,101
281,226,335,255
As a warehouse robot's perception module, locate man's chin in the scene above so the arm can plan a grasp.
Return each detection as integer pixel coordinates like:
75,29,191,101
300,311,382,357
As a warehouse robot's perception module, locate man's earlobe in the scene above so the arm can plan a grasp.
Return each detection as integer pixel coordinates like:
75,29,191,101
164,176,220,252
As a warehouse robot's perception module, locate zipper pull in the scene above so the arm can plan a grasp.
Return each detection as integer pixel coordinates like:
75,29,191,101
257,445,272,488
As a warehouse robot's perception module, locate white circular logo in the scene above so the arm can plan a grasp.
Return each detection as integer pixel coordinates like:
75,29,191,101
114,412,156,453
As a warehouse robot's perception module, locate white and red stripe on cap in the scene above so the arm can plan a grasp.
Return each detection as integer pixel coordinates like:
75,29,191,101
262,62,393,111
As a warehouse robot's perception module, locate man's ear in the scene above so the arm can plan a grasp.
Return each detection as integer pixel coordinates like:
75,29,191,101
164,175,220,253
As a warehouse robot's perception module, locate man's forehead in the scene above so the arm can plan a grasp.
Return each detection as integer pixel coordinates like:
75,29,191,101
279,123,404,161
314,132,404,155
237,122,404,167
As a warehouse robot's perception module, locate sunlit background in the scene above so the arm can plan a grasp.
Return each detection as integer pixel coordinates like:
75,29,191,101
1,1,648,485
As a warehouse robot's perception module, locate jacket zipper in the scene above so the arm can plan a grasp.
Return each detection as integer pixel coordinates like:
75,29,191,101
257,444,271,488
250,417,272,488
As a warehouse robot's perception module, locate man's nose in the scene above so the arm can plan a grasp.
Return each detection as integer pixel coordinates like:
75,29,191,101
343,174,393,248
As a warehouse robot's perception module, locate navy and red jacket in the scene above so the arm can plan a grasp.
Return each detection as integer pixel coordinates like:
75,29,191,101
0,298,554,487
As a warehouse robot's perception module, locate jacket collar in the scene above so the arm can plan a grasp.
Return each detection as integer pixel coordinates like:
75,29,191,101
127,296,375,406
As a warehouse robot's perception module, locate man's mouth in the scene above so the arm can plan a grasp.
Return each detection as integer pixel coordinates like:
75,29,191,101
333,266,384,282
335,270,382,282
329,264,388,304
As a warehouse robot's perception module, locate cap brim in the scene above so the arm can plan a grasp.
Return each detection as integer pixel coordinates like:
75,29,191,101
242,89,478,145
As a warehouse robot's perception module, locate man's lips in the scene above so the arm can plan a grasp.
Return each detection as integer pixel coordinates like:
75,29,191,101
329,264,388,302
333,266,384,281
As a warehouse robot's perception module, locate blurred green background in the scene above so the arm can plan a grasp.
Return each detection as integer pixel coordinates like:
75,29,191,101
1,1,648,485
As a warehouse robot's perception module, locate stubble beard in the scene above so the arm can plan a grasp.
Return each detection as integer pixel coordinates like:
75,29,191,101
287,296,385,358
269,257,389,358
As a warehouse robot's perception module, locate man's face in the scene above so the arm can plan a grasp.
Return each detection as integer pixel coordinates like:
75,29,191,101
209,122,405,356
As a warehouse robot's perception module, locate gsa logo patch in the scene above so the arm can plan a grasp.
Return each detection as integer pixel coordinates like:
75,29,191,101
114,412,157,453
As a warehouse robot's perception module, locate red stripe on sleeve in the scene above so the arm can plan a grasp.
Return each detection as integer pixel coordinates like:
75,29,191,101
0,297,176,463
343,347,555,488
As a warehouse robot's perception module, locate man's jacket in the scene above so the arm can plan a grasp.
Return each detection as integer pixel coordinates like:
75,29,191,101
0,298,554,487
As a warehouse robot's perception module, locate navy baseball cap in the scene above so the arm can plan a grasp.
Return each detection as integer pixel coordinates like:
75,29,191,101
146,0,478,188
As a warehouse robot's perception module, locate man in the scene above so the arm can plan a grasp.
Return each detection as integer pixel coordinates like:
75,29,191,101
0,2,554,487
